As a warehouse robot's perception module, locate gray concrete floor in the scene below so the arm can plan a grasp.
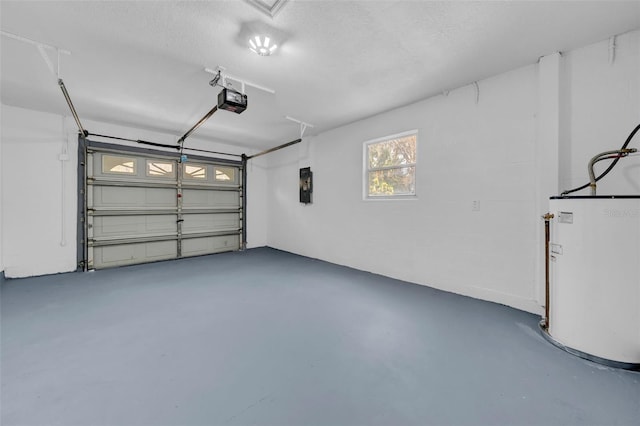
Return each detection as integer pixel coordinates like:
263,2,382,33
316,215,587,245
1,247,639,426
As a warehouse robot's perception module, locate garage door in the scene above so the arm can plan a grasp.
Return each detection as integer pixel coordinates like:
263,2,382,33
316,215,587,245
83,143,242,269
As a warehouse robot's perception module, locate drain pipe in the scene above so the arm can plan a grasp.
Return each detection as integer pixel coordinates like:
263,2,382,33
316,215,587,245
541,213,554,329
587,148,637,195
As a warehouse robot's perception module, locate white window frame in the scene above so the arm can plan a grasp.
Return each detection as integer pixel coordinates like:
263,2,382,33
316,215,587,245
363,129,418,200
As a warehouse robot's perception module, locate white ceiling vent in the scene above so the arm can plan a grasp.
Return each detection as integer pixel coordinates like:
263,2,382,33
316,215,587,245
243,0,289,18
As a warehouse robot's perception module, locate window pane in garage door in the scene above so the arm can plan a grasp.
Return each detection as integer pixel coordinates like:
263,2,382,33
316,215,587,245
147,160,175,177
184,164,207,179
102,155,136,174
214,166,236,182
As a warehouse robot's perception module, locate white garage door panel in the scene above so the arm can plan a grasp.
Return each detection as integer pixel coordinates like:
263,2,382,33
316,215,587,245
93,241,178,269
181,213,240,233
85,146,242,269
92,215,178,238
92,186,176,208
181,235,240,257
182,189,239,209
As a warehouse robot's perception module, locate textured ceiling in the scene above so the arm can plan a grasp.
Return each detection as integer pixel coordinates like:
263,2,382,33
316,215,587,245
1,1,639,150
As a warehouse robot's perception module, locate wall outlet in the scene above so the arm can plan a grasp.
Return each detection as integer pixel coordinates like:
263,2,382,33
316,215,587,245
472,200,480,211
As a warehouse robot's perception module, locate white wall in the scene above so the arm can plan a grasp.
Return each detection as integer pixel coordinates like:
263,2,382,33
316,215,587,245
560,30,640,195
0,104,268,278
268,64,541,313
1,106,77,278
0,104,4,276
266,30,640,314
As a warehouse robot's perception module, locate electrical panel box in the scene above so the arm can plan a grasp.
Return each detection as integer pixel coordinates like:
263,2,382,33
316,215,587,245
218,88,247,114
300,167,312,204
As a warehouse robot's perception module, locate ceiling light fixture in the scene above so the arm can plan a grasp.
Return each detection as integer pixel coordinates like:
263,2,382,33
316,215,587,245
249,35,277,56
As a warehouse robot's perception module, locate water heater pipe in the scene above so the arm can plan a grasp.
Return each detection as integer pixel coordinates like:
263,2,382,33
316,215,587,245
561,123,640,196
588,148,637,195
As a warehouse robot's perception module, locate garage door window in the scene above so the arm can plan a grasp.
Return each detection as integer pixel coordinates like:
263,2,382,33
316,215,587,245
102,155,136,175
147,161,175,177
215,166,235,182
184,164,207,180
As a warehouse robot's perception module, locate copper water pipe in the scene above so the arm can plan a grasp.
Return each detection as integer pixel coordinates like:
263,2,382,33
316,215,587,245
542,213,554,329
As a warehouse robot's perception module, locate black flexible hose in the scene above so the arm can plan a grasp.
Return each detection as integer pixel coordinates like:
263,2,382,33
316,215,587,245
561,123,640,196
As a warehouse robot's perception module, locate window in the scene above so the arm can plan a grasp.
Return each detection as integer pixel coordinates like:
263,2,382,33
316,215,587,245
214,166,235,182
184,164,207,180
146,160,175,177
364,131,417,198
102,155,136,175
